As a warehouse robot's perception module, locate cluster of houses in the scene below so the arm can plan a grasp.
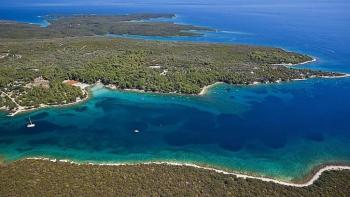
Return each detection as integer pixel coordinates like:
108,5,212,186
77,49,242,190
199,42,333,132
25,76,50,89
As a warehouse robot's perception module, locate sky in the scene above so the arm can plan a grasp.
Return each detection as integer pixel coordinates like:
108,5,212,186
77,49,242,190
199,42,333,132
1,0,227,7
3,0,348,7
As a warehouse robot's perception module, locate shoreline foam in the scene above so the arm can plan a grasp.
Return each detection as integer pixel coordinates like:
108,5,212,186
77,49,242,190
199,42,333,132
321,73,350,79
20,157,350,188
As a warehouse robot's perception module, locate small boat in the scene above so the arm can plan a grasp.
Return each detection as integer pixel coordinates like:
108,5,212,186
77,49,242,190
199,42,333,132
134,129,140,133
27,117,35,128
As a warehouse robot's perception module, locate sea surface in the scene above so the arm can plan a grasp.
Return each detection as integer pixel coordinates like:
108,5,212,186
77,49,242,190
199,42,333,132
0,0,350,181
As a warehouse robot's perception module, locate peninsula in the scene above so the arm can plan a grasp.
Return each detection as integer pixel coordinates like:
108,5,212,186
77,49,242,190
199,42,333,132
0,13,345,115
0,35,343,114
0,14,344,114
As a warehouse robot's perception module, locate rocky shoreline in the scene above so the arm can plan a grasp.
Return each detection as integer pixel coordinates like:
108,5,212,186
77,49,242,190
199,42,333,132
1,158,350,196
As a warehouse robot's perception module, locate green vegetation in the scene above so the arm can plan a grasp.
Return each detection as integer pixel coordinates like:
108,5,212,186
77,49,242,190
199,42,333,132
0,14,211,39
47,14,211,37
0,160,349,196
249,50,311,64
0,94,17,110
16,82,83,107
0,13,343,112
0,21,62,39
0,37,342,111
0,14,348,195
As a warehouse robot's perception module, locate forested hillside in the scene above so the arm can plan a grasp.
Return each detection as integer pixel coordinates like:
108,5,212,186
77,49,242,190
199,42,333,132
0,37,342,112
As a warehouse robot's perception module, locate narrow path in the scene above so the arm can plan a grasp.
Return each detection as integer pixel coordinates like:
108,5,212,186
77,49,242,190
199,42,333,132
0,91,21,107
1,90,25,116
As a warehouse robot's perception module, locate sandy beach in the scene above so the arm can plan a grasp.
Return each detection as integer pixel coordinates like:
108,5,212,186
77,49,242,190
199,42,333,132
199,82,224,95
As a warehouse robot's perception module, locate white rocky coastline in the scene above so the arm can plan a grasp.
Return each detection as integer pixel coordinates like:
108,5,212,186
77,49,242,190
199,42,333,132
24,157,350,188
272,58,317,66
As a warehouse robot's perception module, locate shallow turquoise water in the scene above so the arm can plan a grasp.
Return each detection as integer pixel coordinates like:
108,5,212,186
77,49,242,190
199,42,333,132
1,79,350,181
0,0,350,181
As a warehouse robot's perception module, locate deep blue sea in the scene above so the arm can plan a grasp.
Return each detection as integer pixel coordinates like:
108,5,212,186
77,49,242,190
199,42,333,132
1,1,350,181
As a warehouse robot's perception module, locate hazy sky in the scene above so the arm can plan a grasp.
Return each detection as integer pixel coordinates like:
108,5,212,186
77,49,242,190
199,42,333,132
2,0,348,7
2,0,225,7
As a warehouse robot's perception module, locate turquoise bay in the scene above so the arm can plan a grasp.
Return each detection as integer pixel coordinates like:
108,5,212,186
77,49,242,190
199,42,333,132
1,0,350,182
1,78,350,181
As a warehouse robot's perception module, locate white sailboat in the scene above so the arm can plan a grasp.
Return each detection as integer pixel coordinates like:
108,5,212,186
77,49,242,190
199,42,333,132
27,117,35,128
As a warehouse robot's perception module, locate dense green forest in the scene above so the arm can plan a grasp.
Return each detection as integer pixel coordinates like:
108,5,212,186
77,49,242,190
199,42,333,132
0,14,211,39
16,82,84,107
0,160,349,196
0,14,343,111
0,37,342,111
0,94,17,110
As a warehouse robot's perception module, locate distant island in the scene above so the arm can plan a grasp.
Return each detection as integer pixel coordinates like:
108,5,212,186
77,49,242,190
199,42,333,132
0,14,345,115
0,13,211,38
